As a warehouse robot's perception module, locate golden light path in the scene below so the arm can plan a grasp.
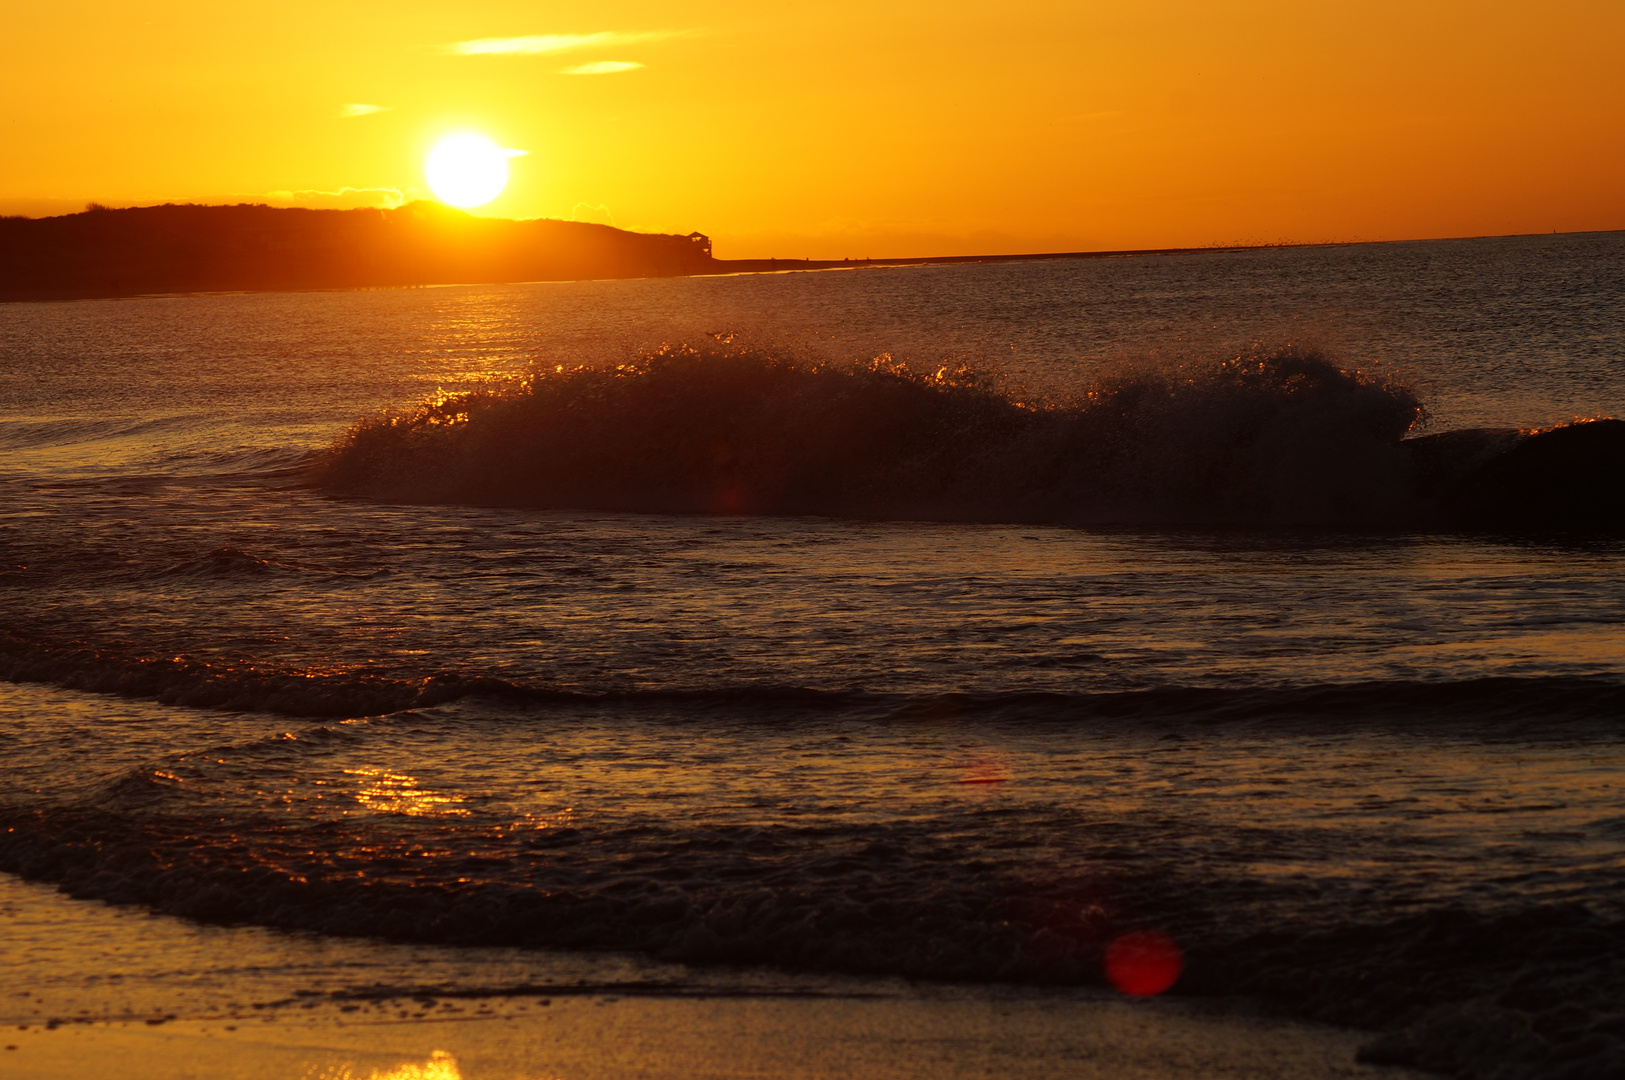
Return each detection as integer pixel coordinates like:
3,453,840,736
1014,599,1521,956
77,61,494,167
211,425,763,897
425,134,524,209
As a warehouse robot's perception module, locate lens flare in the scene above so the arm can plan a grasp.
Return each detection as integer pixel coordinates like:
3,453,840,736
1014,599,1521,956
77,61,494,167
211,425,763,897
425,135,515,208
1104,930,1183,996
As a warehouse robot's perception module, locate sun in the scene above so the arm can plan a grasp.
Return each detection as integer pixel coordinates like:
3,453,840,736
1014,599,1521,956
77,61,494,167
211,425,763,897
425,134,519,208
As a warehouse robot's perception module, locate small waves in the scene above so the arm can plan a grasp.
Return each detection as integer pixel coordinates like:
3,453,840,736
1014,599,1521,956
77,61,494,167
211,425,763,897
0,629,496,717
156,443,319,479
2,675,1623,1080
0,411,318,485
312,341,1625,532
161,544,386,580
0,413,197,450
4,623,1623,729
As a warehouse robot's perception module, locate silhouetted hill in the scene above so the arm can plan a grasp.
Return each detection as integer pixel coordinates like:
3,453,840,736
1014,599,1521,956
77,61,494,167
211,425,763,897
0,202,718,301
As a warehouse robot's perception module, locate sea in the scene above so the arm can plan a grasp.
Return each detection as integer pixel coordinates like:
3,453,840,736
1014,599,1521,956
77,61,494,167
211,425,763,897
2,232,1624,1080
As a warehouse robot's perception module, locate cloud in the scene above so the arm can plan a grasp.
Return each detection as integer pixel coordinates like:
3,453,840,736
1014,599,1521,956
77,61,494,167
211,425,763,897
260,187,408,210
447,32,671,56
562,61,643,75
339,103,390,118
570,202,617,226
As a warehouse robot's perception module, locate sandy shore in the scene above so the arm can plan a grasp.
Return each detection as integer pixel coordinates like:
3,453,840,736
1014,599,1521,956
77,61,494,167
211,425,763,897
2,873,1426,1080
3,998,1431,1080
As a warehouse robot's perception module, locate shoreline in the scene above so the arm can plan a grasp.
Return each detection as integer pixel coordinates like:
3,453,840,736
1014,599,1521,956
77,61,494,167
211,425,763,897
0,239,1274,304
8,224,1619,304
1,872,1427,1080
702,242,1293,276
6,1000,1430,1080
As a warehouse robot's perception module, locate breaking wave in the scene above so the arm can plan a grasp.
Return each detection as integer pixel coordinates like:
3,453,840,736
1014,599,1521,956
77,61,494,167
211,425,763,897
313,341,1625,531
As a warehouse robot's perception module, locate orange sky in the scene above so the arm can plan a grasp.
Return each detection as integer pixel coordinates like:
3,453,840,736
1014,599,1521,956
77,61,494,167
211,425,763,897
3,0,1622,258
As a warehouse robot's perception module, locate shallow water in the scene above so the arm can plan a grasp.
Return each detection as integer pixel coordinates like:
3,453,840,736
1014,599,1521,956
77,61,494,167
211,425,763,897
3,234,1625,1079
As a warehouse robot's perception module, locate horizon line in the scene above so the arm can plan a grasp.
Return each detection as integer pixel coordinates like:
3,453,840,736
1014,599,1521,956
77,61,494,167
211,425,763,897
2,201,1615,272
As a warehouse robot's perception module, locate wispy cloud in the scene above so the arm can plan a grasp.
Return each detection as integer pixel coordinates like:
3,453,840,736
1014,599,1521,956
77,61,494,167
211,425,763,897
339,103,390,118
261,187,408,210
447,32,671,56
570,202,618,226
563,60,643,75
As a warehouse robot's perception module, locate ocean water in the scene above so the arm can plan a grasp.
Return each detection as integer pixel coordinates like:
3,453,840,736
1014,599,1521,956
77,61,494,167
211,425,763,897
2,233,1624,1079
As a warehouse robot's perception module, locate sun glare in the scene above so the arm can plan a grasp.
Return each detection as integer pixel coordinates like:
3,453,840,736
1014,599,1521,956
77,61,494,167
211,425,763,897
425,134,517,208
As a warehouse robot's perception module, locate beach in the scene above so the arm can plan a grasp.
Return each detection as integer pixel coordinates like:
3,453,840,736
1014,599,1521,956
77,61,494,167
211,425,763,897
3,873,1428,1080
3,236,1623,1080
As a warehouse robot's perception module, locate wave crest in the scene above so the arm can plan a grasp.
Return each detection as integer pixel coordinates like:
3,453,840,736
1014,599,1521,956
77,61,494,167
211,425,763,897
313,341,1621,530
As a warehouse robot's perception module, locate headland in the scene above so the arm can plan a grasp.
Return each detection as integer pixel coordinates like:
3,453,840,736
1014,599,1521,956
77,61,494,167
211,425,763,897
0,201,1266,302
0,202,714,302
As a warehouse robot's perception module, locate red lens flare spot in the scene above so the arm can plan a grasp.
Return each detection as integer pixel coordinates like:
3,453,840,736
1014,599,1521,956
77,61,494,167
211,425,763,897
1104,930,1183,996
712,484,748,514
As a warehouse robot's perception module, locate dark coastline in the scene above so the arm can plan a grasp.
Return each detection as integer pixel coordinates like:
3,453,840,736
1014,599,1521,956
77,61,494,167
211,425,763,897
708,245,1273,275
1,200,1283,302
0,202,715,302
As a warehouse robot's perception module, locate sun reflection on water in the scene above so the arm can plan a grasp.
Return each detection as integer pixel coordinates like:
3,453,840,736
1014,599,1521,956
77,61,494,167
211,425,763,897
309,1050,462,1080
344,767,472,817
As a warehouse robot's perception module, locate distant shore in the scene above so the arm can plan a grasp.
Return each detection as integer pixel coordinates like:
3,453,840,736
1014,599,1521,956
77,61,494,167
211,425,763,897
708,244,1289,275
0,202,713,303
10,202,1605,303
0,201,1299,303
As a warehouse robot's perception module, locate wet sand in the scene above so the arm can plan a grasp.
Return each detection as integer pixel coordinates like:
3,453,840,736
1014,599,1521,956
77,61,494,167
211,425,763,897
1,872,1427,1080
5,999,1435,1080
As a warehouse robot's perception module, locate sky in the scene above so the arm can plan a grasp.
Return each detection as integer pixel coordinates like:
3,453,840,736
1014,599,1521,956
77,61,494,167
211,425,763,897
2,0,1622,259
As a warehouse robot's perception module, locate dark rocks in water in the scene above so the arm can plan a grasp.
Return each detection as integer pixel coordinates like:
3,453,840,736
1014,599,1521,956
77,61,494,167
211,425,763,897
1407,418,1625,533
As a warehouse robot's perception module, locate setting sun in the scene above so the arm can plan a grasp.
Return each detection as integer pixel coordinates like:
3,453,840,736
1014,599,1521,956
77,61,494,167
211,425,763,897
3,4,1625,1079
425,134,521,208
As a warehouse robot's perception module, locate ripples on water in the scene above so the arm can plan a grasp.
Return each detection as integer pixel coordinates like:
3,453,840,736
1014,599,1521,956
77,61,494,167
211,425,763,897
2,233,1624,1080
